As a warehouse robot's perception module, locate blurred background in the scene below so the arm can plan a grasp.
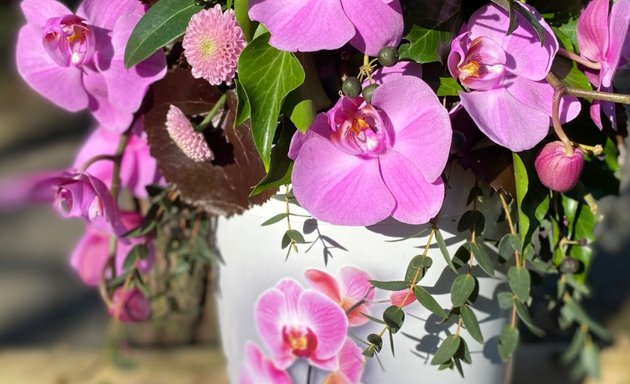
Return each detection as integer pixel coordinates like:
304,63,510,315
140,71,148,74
1,1,630,383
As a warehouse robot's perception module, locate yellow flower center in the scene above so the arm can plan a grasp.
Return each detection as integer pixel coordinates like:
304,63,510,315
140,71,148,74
459,60,481,78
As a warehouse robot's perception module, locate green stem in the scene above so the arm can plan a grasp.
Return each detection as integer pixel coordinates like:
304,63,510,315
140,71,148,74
546,72,630,105
196,93,227,132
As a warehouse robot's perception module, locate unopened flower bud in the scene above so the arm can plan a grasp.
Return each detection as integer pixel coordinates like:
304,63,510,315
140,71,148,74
109,288,151,322
534,141,584,193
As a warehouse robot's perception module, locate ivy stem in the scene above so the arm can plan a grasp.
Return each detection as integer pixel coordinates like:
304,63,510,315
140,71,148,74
557,48,601,70
195,93,227,132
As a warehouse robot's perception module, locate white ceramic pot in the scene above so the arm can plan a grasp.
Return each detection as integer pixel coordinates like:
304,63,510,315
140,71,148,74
216,167,509,383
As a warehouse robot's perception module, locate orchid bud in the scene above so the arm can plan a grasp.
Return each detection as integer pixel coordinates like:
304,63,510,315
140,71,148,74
534,141,585,193
109,288,151,322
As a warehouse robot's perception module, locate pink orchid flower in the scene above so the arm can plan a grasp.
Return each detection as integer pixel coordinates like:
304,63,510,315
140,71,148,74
73,122,163,198
389,289,416,308
16,0,166,132
289,75,451,226
239,342,292,384
321,338,365,384
448,4,581,151
304,266,374,327
255,278,348,371
248,0,403,56
70,211,155,286
109,287,151,322
577,0,630,129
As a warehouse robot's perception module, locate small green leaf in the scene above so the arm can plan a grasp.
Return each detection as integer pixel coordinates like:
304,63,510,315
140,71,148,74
561,330,585,363
511,2,547,45
286,230,306,244
467,186,483,206
498,234,522,261
234,0,257,42
435,229,458,272
431,335,461,365
508,267,531,302
414,285,448,318
383,306,405,333
123,204,159,238
367,333,383,353
436,77,463,97
515,301,545,337
370,280,408,291
581,342,601,379
453,244,471,270
498,326,520,361
497,292,515,310
124,0,203,68
261,213,288,226
451,274,476,307
461,305,484,343
457,211,486,234
195,236,223,264
251,121,295,196
238,34,305,169
469,243,495,277
455,337,472,364
405,255,433,284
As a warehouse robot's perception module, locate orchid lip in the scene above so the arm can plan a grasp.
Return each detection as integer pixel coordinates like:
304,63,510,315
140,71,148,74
456,36,507,91
43,15,95,67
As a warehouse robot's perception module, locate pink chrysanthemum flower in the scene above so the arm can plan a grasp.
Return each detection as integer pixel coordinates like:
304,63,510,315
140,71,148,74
165,105,214,162
183,5,246,85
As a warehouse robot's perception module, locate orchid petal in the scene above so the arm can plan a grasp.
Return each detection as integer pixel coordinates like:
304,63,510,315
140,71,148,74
249,0,355,52
304,269,342,303
299,290,348,362
577,0,609,63
292,133,395,226
372,76,451,182
602,0,630,88
468,4,558,81
21,0,72,27
341,0,404,56
378,150,445,225
16,25,88,112
459,87,550,152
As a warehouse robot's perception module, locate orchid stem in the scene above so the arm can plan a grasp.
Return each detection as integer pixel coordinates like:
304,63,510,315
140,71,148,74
552,88,574,156
546,72,630,104
557,48,601,71
80,154,117,173
196,93,227,132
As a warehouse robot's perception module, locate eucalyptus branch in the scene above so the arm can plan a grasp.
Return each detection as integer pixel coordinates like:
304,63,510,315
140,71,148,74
499,192,521,268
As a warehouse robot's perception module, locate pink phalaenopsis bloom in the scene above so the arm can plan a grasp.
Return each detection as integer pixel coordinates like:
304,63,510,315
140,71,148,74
304,266,374,327
71,211,155,286
448,4,581,152
183,5,246,85
255,278,348,371
16,0,166,132
249,0,403,56
577,0,630,129
109,287,151,322
289,75,451,226
321,339,365,384
73,123,162,198
239,343,292,384
165,105,214,162
534,141,585,193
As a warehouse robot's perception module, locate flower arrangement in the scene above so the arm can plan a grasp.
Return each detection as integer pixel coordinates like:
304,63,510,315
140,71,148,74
3,0,630,382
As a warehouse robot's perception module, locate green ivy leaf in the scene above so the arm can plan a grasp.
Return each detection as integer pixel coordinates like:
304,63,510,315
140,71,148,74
513,153,550,245
234,0,257,42
431,335,461,365
436,77,463,97
451,274,476,307
460,305,484,343
235,79,251,126
124,0,202,68
383,306,405,333
399,25,452,64
508,267,531,302
414,285,448,318
238,34,305,169
498,326,520,361
250,121,295,196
